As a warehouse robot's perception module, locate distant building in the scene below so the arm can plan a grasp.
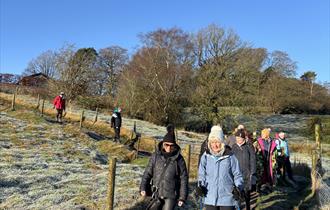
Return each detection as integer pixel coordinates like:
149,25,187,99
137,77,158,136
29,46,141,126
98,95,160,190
0,73,21,84
19,73,49,87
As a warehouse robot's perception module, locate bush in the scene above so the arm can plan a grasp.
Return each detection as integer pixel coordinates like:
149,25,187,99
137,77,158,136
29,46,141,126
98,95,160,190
280,106,304,114
75,96,110,110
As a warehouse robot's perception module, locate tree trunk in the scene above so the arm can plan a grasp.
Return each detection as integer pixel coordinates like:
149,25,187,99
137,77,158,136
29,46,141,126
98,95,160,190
310,82,313,98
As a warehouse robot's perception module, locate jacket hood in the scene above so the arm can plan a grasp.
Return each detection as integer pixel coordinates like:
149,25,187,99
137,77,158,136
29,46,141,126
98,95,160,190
206,145,232,157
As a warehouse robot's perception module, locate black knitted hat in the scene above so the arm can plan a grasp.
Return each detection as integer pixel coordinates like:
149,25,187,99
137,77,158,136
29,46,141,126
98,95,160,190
163,124,176,143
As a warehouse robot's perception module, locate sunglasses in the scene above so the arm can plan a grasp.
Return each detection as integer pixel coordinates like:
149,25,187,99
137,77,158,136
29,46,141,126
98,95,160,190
163,143,175,148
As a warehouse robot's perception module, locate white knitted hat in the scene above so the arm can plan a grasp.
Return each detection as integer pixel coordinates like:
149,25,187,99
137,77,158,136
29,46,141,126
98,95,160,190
208,125,224,142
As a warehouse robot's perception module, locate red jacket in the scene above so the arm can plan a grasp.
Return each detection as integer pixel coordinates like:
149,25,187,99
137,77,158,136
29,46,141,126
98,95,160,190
53,95,66,110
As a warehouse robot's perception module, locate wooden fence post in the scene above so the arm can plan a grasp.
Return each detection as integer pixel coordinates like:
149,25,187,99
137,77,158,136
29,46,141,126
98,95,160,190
175,129,179,145
41,99,45,116
93,107,99,124
314,123,323,176
133,121,141,159
136,137,141,159
79,110,85,129
311,149,317,197
184,144,191,178
11,92,16,111
130,121,136,140
36,94,40,109
11,86,18,111
107,158,116,210
297,124,323,207
315,124,321,151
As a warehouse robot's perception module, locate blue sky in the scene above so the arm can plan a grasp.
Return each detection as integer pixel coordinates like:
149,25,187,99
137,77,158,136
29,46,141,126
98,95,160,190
1,0,329,83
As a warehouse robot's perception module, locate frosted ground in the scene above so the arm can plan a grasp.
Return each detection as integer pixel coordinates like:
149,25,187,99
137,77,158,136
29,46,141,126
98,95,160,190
0,112,146,209
1,94,329,209
8,94,316,147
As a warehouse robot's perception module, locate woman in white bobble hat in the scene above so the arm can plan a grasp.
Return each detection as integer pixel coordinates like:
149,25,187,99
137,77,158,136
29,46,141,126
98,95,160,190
197,125,244,210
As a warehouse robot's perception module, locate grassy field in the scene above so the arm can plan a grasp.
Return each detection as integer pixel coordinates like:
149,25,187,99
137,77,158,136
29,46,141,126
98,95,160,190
1,93,329,209
0,99,202,209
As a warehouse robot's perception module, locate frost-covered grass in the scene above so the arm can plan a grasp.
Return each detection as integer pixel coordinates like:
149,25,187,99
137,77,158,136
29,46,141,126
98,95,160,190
0,107,146,209
1,92,330,209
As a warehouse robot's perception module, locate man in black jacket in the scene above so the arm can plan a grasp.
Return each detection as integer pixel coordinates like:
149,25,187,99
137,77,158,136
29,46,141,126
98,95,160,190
111,107,122,142
140,125,188,210
231,129,256,210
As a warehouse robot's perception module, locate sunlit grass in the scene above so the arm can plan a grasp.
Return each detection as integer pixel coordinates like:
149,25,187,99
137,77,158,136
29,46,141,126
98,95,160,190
131,157,149,167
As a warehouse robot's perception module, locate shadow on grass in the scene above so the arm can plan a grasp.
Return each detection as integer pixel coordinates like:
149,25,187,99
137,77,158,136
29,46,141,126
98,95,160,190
44,118,61,124
0,179,28,188
257,162,312,209
86,131,110,141
123,181,200,210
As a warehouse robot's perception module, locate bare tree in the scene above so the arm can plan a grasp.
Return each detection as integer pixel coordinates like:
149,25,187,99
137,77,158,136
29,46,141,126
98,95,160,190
268,50,297,77
95,46,128,96
52,46,98,101
117,28,194,124
260,50,297,113
23,50,57,78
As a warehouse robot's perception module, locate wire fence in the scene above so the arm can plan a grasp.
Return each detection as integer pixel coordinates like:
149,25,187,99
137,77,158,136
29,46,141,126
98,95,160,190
318,171,330,210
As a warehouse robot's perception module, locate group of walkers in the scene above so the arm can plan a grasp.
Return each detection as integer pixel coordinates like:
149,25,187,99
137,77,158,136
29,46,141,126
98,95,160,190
52,92,123,143
51,92,294,210
140,124,295,210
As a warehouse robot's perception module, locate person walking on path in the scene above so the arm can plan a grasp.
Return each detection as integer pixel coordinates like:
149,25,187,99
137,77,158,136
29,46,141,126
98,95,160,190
275,132,295,183
231,129,256,210
257,129,277,192
197,125,244,210
53,92,66,123
111,107,122,142
140,125,188,210
225,124,250,148
198,124,230,166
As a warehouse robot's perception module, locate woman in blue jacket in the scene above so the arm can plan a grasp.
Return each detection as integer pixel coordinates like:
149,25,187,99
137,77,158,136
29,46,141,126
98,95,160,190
198,125,244,210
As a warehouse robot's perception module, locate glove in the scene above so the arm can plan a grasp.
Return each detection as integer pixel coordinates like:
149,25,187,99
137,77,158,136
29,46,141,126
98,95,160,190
251,174,257,185
194,185,208,197
178,199,184,207
140,191,146,197
232,186,245,202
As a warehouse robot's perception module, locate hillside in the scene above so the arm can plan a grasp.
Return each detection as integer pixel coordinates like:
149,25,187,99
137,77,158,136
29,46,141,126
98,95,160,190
1,92,330,209
0,107,145,209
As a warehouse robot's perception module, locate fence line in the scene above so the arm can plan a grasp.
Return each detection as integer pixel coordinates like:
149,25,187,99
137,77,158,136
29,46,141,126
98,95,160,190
317,171,330,210
313,124,329,209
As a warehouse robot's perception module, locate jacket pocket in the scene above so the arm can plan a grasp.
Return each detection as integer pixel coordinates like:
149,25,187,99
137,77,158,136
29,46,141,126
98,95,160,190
221,184,234,196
